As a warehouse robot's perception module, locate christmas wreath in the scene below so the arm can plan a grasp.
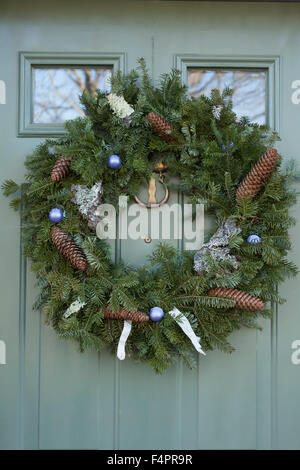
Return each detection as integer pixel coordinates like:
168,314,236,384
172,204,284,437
3,60,298,372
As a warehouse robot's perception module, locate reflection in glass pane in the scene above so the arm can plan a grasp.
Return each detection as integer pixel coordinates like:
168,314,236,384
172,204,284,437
188,69,267,125
33,66,112,124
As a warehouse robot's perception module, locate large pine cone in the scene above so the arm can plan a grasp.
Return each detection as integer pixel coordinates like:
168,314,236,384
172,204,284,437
104,307,149,322
51,226,87,271
147,112,177,143
209,287,264,311
50,155,72,182
236,149,278,201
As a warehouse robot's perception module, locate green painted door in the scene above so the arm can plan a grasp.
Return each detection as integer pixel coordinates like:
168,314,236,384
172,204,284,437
1,1,300,450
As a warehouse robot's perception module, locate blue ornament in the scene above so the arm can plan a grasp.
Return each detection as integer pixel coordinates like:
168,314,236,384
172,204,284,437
107,154,122,169
48,207,64,223
247,234,261,244
222,142,234,151
149,307,164,322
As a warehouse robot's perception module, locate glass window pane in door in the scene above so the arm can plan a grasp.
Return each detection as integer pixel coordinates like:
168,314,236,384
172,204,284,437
188,68,267,125
32,66,112,124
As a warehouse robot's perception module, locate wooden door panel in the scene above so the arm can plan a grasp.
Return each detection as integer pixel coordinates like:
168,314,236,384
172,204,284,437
1,1,300,450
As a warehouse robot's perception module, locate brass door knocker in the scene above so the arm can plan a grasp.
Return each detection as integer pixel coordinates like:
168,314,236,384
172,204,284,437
134,162,169,209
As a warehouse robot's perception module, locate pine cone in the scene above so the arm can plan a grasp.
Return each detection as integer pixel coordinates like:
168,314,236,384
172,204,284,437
236,149,278,201
147,112,177,143
209,287,264,311
50,155,72,182
51,226,87,271
104,307,149,322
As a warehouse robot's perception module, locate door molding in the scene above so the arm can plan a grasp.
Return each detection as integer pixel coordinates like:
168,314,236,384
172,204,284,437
18,51,126,138
175,54,281,448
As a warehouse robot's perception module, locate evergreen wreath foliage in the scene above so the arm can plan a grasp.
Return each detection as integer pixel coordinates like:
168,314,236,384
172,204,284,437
3,59,298,373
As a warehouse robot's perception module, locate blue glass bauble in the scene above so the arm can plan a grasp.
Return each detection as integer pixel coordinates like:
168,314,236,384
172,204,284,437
107,154,122,169
222,142,234,151
247,234,261,244
48,208,64,223
149,307,164,322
